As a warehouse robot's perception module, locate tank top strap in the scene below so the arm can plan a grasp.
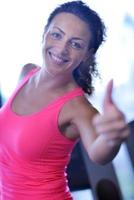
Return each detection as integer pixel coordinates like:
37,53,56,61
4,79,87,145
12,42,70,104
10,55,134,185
18,67,40,91
23,67,40,81
6,68,39,106
7,68,85,112
55,87,85,107
64,87,84,99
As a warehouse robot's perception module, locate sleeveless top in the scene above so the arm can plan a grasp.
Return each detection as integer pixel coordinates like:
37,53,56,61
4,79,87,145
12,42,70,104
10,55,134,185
0,70,84,200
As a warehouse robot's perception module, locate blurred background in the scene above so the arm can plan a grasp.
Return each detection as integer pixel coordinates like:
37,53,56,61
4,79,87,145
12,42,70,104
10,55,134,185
0,0,134,199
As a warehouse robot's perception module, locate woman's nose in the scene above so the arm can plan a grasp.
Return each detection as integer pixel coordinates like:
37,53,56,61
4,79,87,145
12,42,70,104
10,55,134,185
58,41,69,56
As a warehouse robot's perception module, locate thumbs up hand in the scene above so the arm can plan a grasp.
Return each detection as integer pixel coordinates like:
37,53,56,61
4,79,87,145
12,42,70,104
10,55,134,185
103,79,114,111
93,80,129,147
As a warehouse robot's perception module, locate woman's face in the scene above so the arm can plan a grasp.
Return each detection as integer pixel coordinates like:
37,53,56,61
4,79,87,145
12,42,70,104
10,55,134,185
42,12,92,76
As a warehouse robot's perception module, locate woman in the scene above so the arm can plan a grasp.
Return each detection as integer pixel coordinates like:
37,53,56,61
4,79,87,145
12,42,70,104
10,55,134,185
0,1,129,199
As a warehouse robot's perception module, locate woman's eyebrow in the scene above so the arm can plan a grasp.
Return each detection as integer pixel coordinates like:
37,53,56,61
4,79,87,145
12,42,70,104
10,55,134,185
71,37,86,43
53,26,65,35
53,26,86,43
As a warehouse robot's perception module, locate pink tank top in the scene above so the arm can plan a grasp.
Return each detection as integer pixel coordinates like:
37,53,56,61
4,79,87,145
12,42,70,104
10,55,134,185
0,70,84,200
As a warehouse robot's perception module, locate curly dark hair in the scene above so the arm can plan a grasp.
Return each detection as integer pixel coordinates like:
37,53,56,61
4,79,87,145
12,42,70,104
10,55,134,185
43,0,106,95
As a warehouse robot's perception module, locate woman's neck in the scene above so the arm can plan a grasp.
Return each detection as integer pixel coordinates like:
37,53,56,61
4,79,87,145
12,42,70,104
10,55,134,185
32,67,78,92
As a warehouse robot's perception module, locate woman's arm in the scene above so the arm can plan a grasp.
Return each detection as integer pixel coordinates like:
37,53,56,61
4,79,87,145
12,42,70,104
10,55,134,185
72,80,129,165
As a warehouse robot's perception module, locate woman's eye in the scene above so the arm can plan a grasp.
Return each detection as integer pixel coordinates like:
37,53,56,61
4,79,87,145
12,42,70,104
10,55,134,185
71,41,82,49
51,32,61,39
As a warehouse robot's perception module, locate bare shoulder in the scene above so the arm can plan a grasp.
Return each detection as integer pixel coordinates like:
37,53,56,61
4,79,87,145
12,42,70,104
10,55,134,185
67,95,99,140
60,94,98,128
59,94,98,140
70,95,98,120
19,63,40,82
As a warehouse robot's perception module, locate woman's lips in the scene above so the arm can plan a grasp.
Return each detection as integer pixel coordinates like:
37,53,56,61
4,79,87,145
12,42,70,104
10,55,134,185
49,51,69,65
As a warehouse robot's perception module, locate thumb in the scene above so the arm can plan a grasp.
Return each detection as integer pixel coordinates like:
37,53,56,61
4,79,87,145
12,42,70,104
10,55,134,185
103,79,114,112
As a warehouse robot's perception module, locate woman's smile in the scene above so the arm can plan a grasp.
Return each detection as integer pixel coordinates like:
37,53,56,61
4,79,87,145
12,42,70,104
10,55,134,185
42,12,91,76
48,50,69,66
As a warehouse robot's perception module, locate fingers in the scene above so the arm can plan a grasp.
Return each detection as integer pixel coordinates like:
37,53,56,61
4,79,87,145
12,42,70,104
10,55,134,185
92,111,125,134
92,79,130,147
93,115,126,134
100,127,129,146
93,107,124,126
92,110,129,145
103,79,114,112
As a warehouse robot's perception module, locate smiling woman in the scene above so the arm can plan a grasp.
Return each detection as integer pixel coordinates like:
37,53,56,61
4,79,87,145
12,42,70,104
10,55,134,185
42,12,92,79
0,1,129,200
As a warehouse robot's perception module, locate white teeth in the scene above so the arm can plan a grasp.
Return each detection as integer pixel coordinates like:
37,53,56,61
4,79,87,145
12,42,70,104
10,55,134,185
50,52,67,65
52,54,63,64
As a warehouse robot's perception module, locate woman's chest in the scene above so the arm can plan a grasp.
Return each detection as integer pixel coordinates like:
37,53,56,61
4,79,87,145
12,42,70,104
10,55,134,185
11,86,54,116
0,109,55,160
